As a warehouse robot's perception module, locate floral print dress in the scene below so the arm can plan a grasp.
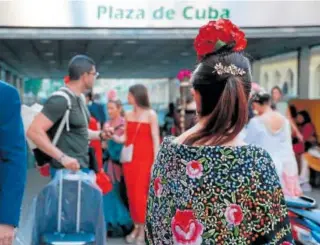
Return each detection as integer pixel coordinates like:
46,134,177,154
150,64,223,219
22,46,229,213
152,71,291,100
146,137,293,245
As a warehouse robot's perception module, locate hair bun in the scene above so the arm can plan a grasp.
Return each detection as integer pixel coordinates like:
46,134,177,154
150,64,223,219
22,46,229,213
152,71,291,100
194,19,247,60
252,92,271,104
213,43,236,55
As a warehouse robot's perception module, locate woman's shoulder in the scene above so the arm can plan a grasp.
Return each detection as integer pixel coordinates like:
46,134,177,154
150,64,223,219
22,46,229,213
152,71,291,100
247,116,261,125
147,109,157,118
154,137,275,187
124,111,131,121
304,122,315,130
161,135,268,157
126,109,156,121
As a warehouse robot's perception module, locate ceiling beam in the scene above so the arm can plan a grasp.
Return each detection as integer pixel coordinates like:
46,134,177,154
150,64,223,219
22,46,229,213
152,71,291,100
1,27,320,40
29,40,50,73
0,40,22,63
96,41,122,70
84,40,91,55
58,40,62,69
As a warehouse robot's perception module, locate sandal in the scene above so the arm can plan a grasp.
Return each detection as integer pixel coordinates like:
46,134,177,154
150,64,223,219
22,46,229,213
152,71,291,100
136,225,146,245
125,233,137,244
136,236,146,245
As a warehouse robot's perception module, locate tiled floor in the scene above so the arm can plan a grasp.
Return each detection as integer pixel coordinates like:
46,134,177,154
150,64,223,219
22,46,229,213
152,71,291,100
16,168,320,245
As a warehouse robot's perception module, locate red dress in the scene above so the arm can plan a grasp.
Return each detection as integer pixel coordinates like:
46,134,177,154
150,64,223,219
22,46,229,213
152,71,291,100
89,117,103,170
123,122,154,224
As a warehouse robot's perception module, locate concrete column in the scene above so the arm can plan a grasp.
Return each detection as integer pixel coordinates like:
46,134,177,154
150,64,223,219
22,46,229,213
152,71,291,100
18,78,25,103
297,47,311,98
0,68,5,81
168,78,178,103
252,60,261,83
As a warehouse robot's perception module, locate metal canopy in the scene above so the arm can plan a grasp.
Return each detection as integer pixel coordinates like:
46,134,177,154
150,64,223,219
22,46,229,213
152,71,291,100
1,27,320,39
1,36,320,79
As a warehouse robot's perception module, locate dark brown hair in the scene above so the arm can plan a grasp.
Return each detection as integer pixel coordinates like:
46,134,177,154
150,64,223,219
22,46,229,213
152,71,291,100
129,84,151,109
271,86,282,96
184,46,252,146
108,99,122,109
108,99,124,117
68,55,95,80
251,92,271,105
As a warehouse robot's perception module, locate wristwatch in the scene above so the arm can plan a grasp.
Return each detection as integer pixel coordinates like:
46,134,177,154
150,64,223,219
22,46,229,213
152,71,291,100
58,154,66,163
99,131,104,141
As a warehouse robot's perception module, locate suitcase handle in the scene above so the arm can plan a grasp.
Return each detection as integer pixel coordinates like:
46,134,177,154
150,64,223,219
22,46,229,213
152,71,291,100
57,171,82,233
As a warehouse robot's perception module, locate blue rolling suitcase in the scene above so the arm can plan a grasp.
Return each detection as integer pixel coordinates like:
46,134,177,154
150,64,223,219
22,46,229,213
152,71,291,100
41,173,96,245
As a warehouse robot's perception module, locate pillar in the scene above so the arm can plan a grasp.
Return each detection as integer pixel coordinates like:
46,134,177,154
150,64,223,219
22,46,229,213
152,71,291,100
168,78,178,103
17,78,24,102
252,60,261,84
297,47,311,99
0,68,5,81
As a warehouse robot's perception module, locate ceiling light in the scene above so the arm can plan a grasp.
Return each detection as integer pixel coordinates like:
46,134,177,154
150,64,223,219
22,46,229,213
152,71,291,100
41,40,52,44
180,52,190,56
105,60,113,64
113,52,122,56
161,60,170,64
49,60,56,64
125,40,137,44
44,52,54,57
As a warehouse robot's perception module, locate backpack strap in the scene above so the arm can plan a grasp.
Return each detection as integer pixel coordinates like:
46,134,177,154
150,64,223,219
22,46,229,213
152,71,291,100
51,90,72,109
60,87,89,128
50,90,72,145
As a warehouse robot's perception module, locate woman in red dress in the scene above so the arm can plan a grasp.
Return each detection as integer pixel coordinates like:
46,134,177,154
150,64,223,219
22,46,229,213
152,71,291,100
112,84,160,244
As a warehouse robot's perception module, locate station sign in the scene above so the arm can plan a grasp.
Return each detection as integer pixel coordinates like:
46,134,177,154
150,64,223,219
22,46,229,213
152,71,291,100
0,1,320,28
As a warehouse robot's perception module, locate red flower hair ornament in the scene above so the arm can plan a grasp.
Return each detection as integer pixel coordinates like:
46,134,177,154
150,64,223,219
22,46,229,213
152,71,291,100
194,19,247,60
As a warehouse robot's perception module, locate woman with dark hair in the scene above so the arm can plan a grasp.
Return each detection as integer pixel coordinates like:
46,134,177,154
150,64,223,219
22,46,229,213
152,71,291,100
289,105,298,119
296,111,317,150
271,86,303,141
294,110,318,190
271,86,283,110
112,84,160,244
162,102,176,137
103,99,132,237
145,20,293,244
245,92,302,197
293,110,316,156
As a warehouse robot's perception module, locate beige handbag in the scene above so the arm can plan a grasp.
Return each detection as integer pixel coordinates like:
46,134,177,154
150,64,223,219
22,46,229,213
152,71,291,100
120,122,142,163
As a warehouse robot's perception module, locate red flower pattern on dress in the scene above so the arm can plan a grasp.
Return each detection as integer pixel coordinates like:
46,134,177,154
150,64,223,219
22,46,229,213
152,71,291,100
186,161,203,179
281,242,293,245
225,204,244,226
145,140,294,244
154,177,163,198
194,19,247,60
171,209,204,245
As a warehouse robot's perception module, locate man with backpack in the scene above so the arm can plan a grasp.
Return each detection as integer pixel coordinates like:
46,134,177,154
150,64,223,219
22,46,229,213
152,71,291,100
0,81,27,245
27,55,111,174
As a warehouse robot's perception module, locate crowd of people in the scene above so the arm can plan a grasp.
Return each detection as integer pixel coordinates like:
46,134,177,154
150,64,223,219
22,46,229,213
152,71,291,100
1,18,320,245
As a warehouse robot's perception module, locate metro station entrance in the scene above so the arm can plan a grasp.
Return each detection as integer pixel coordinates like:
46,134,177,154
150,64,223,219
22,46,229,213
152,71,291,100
1,1,320,101
1,1,320,244
0,0,319,167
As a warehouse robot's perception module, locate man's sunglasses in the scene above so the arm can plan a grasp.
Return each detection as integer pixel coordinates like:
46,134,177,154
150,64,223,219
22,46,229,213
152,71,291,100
88,71,100,78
